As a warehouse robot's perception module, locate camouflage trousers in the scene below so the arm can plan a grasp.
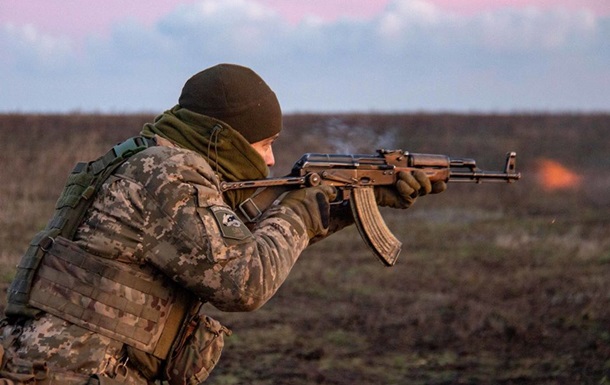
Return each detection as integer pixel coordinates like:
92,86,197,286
0,348,149,385
0,320,150,385
0,345,149,385
0,343,87,384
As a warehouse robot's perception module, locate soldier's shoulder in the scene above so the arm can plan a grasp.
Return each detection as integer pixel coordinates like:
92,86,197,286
124,145,213,177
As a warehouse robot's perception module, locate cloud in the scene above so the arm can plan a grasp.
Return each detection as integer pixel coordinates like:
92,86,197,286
471,7,598,51
1,23,75,72
377,0,443,39
1,0,609,112
373,1,599,52
157,0,284,57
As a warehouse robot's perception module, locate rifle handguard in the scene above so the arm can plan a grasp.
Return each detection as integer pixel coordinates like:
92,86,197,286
350,187,402,266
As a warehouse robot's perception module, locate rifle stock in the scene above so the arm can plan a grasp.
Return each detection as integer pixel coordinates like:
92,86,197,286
221,149,520,266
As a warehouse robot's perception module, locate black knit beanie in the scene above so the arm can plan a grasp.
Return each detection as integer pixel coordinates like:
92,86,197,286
179,63,282,143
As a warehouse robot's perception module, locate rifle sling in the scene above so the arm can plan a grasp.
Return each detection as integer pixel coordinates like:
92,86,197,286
237,186,290,222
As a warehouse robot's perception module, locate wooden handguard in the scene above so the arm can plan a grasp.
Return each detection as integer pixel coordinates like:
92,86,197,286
350,187,402,266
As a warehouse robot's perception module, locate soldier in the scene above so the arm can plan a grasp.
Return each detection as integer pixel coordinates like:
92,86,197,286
0,64,444,385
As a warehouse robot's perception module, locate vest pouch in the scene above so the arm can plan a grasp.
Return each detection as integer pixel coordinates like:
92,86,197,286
27,236,193,359
164,315,231,385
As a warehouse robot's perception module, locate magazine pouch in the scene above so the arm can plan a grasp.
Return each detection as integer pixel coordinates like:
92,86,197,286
164,315,231,385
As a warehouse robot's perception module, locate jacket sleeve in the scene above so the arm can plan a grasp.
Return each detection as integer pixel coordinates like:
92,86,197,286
106,146,311,312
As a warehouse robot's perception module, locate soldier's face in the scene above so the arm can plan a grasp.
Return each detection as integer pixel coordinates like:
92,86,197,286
251,133,279,167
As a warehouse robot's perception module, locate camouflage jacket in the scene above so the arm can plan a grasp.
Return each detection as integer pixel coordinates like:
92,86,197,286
4,137,314,383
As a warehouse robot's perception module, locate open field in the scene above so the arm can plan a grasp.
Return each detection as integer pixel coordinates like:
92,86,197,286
1,113,609,384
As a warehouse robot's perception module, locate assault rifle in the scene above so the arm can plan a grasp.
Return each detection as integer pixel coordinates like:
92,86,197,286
221,150,520,266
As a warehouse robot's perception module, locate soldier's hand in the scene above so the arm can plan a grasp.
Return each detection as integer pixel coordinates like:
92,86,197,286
375,170,446,209
279,185,337,239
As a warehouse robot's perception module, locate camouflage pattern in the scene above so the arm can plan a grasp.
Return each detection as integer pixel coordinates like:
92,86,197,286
77,139,310,310
1,136,312,383
27,235,191,358
164,315,231,385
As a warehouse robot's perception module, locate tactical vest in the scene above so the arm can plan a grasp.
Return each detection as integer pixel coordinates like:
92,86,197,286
5,136,194,359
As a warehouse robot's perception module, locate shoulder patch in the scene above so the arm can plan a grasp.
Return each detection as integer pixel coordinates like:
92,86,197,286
209,206,252,240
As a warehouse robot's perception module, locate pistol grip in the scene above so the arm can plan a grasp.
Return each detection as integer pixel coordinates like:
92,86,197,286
350,187,402,266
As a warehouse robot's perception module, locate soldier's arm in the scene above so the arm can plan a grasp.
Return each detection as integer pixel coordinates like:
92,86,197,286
124,149,312,312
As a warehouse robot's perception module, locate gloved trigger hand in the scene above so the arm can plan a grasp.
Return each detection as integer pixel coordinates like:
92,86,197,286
280,185,337,239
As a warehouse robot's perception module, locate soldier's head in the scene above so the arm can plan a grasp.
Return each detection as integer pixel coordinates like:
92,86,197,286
179,64,282,166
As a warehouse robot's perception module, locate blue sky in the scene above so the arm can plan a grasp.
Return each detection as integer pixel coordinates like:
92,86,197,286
1,0,609,113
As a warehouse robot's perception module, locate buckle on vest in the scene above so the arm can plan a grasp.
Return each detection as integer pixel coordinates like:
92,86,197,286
112,137,149,159
238,198,262,222
39,236,55,253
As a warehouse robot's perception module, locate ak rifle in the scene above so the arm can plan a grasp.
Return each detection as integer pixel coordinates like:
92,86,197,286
221,150,521,266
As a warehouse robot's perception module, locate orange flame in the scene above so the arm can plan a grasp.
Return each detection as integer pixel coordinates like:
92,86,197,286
536,159,582,191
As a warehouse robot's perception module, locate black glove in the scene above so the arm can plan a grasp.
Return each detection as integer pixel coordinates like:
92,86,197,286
279,185,338,239
375,170,446,209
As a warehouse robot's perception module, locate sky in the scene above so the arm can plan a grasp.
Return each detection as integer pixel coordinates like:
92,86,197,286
1,0,609,113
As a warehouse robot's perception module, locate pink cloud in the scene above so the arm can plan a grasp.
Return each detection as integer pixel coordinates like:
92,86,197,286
0,0,180,37
254,0,388,23
255,0,610,22
427,0,610,15
1,0,608,41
